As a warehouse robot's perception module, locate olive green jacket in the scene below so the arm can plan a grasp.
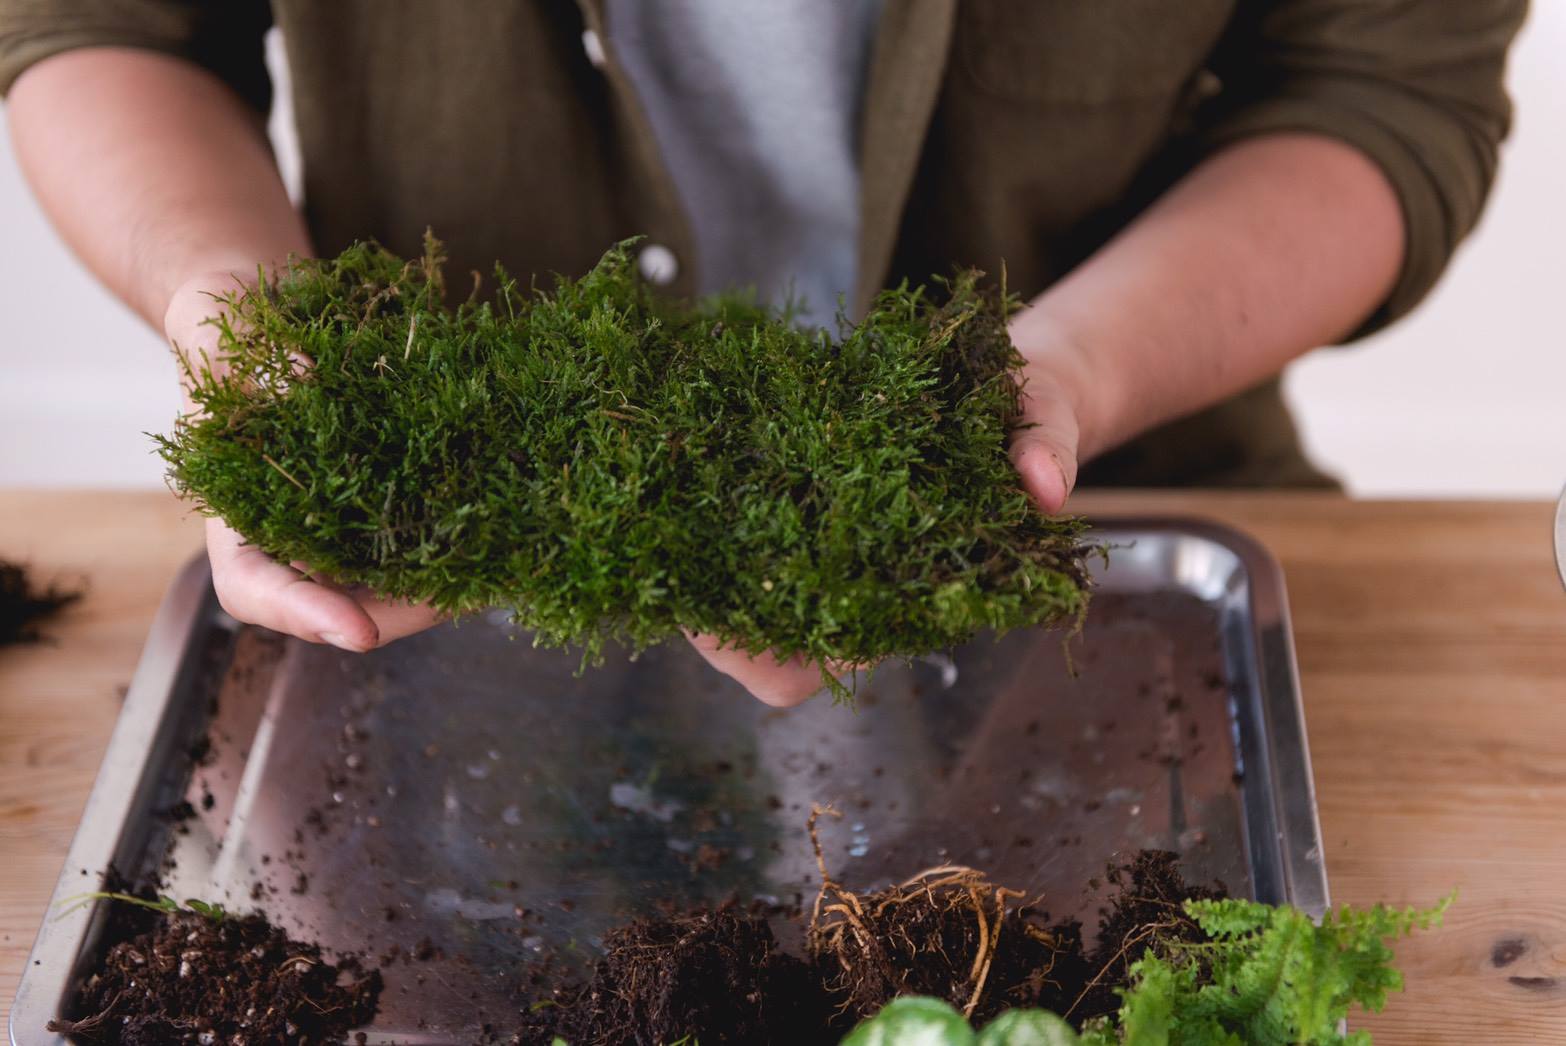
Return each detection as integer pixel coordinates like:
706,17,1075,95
0,0,1525,487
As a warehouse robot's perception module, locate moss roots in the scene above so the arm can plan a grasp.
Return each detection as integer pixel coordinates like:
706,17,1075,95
157,236,1092,696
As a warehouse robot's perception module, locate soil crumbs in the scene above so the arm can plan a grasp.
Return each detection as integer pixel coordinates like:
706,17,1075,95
46,841,1207,1045
0,559,82,645
516,850,1218,1045
47,910,381,1045
517,901,826,1046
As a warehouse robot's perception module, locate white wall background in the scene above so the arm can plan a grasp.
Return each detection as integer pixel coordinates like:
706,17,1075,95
2,13,1562,496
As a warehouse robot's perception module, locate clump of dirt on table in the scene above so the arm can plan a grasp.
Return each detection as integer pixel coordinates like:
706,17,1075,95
0,559,82,645
516,901,825,1046
47,910,381,1045
512,848,1219,1043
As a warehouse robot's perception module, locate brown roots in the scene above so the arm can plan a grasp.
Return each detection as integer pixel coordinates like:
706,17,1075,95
515,901,824,1046
507,812,1218,1042
805,806,1083,1026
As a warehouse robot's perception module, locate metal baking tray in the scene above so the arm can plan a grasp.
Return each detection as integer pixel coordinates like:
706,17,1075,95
12,518,1326,1044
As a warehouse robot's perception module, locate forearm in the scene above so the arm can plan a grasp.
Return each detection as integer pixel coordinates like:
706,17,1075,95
1012,133,1404,462
7,47,310,329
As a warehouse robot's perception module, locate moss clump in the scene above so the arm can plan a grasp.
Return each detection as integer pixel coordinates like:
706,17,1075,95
156,236,1092,697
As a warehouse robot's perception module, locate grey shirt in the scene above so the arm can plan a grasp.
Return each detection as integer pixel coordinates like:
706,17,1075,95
605,0,883,327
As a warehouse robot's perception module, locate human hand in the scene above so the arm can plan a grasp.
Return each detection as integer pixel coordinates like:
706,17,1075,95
687,311,1091,708
1006,309,1096,516
165,271,443,652
683,631,854,708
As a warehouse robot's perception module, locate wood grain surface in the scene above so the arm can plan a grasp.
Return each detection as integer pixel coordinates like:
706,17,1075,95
2,489,1564,1042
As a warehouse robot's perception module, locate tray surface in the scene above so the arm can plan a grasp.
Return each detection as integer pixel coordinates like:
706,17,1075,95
12,519,1325,1044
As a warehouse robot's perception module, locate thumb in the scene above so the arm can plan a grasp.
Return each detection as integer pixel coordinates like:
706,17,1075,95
165,273,246,417
164,272,247,366
1010,430,1077,515
1008,387,1081,515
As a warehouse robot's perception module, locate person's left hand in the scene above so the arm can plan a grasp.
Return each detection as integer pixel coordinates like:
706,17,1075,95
687,311,1093,706
684,631,850,708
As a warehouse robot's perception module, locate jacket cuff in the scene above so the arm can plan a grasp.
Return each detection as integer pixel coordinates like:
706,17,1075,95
0,6,271,111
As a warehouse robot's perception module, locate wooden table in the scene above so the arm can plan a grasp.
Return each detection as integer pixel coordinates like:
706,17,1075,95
3,489,1564,1042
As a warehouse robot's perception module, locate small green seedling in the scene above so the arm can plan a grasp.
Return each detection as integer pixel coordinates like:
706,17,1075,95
56,891,228,924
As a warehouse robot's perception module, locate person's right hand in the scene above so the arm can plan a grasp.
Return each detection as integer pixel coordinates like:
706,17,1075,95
164,271,443,652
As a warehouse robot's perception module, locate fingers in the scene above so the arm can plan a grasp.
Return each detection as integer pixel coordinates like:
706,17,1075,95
166,273,318,418
1009,369,1082,515
289,564,447,646
166,276,243,418
684,631,832,708
207,518,380,651
354,594,445,645
163,279,232,365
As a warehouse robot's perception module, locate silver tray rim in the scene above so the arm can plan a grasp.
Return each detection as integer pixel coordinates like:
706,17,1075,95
10,515,1328,1045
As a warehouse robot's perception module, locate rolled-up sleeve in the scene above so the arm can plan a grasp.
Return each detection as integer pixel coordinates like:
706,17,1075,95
0,0,272,111
1198,0,1527,337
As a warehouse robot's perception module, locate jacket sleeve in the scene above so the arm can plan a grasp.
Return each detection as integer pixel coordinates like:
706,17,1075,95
1197,0,1527,337
0,0,272,111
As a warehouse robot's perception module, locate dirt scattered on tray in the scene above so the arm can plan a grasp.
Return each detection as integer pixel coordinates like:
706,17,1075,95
55,585,1244,1044
508,847,1219,1043
186,732,215,767
157,800,197,829
0,559,82,645
1070,848,1225,1022
47,909,381,1045
515,901,823,1046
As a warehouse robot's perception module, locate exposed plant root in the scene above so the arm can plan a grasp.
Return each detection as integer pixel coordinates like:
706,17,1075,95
806,805,1038,1023
514,901,822,1046
495,843,1212,1041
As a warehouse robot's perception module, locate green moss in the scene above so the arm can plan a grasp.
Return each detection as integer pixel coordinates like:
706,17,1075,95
156,236,1093,698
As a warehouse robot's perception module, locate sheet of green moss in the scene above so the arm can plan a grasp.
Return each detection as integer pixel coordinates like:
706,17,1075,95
157,237,1091,692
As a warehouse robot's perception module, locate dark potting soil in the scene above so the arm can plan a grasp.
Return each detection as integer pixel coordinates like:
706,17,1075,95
515,901,827,1046
49,847,1206,1044
810,862,1080,1028
513,850,1219,1044
1071,847,1226,1023
46,910,381,1045
0,559,82,645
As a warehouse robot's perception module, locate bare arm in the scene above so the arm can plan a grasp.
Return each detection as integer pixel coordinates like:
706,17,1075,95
7,47,307,327
703,132,1404,705
1008,132,1403,511
8,47,437,650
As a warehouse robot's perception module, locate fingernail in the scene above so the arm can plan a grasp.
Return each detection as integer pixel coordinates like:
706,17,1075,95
319,632,359,652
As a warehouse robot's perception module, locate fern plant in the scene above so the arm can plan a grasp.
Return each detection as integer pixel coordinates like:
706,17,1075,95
844,895,1450,1045
1091,896,1452,1046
